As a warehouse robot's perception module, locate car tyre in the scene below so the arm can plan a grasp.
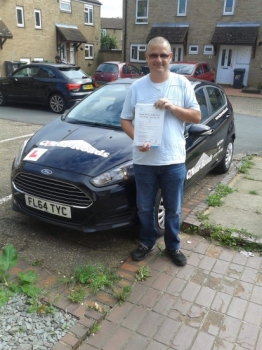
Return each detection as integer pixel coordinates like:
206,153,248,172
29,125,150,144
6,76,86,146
49,93,66,114
155,189,165,237
0,90,7,106
214,139,234,174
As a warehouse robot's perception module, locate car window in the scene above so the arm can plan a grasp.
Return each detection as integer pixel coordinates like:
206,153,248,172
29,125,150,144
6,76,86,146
195,88,209,122
39,67,55,78
66,83,129,127
129,65,139,74
195,65,203,75
203,65,210,73
13,66,38,78
122,65,129,74
59,67,87,79
96,63,118,74
169,64,194,75
206,86,225,114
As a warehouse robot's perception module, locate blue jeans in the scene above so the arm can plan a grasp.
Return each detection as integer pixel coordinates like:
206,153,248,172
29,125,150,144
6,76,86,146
133,163,186,250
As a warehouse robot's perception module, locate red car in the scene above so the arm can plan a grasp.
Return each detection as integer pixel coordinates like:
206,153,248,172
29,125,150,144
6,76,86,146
169,61,215,82
92,61,142,87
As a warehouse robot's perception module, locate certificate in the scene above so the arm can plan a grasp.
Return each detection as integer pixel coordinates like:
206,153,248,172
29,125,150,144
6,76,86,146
134,104,165,147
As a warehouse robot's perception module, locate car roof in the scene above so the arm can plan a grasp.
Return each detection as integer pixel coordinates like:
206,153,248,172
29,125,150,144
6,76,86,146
170,61,209,65
26,63,79,68
109,77,221,90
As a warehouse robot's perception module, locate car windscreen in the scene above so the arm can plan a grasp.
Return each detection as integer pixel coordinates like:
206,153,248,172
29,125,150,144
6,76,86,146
95,63,118,73
169,64,194,75
65,83,130,127
59,67,88,79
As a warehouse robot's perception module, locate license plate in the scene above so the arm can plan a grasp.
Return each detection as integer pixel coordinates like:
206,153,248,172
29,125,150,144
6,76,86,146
83,84,93,90
25,194,71,218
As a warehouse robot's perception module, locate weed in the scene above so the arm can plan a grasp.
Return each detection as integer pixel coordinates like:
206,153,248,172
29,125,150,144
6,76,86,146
135,266,151,281
244,176,255,181
113,286,132,305
88,322,100,335
68,286,88,303
237,156,254,174
206,184,234,207
249,190,258,195
255,210,261,215
195,211,209,221
156,244,166,256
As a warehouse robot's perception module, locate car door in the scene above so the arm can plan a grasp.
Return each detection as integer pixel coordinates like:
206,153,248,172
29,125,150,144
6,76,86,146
202,64,214,82
33,66,56,103
6,66,39,102
185,86,215,188
128,65,141,78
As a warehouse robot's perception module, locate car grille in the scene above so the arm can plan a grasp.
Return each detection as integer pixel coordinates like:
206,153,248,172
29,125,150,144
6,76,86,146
13,172,92,207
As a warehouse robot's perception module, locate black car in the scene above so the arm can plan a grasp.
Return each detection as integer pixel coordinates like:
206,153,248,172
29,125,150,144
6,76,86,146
11,78,235,235
0,63,95,113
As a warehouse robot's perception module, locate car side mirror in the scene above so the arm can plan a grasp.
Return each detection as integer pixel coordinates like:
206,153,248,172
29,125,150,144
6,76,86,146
187,124,213,136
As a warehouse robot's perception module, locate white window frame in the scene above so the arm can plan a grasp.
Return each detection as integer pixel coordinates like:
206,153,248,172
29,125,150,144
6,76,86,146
189,45,199,54
135,0,149,24
84,5,93,25
130,44,147,62
60,0,71,13
20,58,30,64
34,9,42,29
223,0,235,15
203,45,214,55
85,44,94,59
33,58,44,62
177,0,187,16
16,6,24,27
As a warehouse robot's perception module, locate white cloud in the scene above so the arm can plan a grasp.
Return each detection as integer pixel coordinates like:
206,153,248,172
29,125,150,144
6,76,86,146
100,0,123,18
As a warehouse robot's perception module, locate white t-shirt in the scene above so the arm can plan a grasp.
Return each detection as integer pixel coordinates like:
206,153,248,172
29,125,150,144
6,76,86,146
121,73,200,165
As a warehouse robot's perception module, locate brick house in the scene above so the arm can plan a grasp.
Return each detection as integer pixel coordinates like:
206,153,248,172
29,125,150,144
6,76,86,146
123,0,262,88
0,0,102,77
101,17,123,50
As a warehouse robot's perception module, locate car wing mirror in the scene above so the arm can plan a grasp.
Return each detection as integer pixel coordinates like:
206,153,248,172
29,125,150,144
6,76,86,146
187,124,213,136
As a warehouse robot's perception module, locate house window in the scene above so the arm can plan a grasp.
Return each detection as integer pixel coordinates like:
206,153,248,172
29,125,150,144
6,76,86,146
177,0,187,16
101,29,106,37
85,44,94,59
84,5,93,25
189,45,199,54
136,0,148,24
16,6,24,27
223,0,235,15
60,0,71,13
130,44,146,62
203,45,214,55
34,9,42,29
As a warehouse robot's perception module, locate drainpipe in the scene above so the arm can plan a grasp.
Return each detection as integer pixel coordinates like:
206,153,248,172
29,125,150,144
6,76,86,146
123,0,127,61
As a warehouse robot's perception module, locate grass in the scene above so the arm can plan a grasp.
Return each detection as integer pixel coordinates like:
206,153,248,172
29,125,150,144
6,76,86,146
206,184,234,207
237,156,254,174
135,266,151,281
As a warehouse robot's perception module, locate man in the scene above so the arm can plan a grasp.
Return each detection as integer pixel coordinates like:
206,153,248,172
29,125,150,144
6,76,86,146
55,55,62,63
121,37,201,266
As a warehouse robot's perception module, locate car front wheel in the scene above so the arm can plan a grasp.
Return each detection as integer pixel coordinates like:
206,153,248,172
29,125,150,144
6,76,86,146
49,93,66,113
0,90,6,106
155,189,165,237
214,139,234,173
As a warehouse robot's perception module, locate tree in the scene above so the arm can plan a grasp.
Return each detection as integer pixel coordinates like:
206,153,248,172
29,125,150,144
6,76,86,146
101,33,118,50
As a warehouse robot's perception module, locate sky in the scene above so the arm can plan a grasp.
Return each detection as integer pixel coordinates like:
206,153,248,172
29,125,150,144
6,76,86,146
100,0,123,18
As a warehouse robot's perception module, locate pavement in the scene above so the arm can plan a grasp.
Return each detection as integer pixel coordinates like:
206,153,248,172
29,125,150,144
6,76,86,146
4,88,262,350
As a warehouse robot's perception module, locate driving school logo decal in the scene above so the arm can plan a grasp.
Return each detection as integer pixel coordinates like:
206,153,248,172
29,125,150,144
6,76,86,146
40,140,110,158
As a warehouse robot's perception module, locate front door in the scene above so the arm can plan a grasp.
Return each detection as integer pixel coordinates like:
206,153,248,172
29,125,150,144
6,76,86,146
216,46,235,84
172,45,183,61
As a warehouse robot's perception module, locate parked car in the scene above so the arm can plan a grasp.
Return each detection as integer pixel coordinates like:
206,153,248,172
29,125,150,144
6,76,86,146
92,61,142,87
11,78,235,235
0,63,95,113
169,61,215,82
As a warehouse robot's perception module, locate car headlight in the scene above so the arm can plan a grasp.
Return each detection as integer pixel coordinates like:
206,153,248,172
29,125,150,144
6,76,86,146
13,139,29,169
90,161,134,187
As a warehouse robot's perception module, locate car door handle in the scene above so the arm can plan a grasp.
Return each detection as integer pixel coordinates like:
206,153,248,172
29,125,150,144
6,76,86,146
225,113,230,118
202,129,214,135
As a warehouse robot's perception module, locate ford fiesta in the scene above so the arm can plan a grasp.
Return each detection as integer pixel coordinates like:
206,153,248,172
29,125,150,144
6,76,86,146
11,78,235,235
